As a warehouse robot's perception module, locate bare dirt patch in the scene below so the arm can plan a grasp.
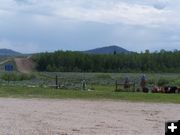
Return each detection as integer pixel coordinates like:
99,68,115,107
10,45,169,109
14,58,35,73
0,98,179,135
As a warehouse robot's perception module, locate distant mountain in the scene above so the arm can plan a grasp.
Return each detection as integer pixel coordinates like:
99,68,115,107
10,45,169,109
0,49,22,56
84,45,130,54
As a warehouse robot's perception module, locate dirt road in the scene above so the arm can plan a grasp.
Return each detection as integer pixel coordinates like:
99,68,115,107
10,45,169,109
14,58,35,73
0,98,179,135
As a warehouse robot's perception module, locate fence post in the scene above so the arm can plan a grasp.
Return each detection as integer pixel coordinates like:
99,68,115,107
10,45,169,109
55,75,58,89
133,82,135,92
8,73,10,85
115,80,118,91
82,80,86,91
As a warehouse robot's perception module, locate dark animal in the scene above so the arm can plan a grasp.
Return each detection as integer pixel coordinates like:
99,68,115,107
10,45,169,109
143,87,149,93
152,86,158,93
177,88,180,93
164,86,177,93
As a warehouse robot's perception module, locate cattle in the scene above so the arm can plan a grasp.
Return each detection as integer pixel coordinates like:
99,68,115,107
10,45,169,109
152,86,165,93
143,87,149,93
152,86,159,93
164,86,177,94
151,86,180,94
176,87,180,93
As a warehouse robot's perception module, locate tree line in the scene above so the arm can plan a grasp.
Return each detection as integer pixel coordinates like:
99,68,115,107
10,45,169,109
33,50,180,73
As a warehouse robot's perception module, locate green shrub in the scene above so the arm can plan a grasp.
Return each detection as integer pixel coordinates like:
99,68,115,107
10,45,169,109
169,79,180,86
95,74,112,79
148,79,155,85
115,76,124,81
157,78,171,86
1,73,36,81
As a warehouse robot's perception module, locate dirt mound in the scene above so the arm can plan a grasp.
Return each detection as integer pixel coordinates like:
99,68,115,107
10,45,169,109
14,58,35,73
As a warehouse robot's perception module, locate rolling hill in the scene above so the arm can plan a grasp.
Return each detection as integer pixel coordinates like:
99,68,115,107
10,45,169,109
84,45,130,54
0,49,22,56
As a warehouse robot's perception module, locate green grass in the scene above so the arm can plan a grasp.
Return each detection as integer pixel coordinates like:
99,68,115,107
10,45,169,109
1,72,180,88
0,85,180,104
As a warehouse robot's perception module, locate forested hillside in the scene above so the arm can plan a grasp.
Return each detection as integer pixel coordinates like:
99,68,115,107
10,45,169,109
34,50,180,73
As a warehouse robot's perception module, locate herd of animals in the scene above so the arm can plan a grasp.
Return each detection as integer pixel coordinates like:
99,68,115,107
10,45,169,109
142,86,180,94
140,75,180,94
124,75,180,94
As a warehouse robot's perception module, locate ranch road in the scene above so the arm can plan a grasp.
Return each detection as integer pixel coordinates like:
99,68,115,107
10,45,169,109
0,98,179,135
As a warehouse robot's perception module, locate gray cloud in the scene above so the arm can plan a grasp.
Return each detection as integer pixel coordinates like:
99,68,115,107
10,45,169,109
153,0,168,9
0,0,180,53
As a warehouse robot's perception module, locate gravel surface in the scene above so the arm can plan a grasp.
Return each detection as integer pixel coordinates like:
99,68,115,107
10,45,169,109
0,98,179,135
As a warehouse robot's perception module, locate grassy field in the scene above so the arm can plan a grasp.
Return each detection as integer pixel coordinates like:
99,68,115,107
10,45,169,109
1,72,180,89
0,72,180,103
0,85,180,104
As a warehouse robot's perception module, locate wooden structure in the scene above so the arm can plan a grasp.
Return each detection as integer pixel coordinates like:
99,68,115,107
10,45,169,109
115,80,136,92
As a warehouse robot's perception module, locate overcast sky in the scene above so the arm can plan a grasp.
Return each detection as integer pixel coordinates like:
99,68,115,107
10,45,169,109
0,0,180,53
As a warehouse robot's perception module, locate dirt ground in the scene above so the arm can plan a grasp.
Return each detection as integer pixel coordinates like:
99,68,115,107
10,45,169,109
0,98,179,135
14,58,35,73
